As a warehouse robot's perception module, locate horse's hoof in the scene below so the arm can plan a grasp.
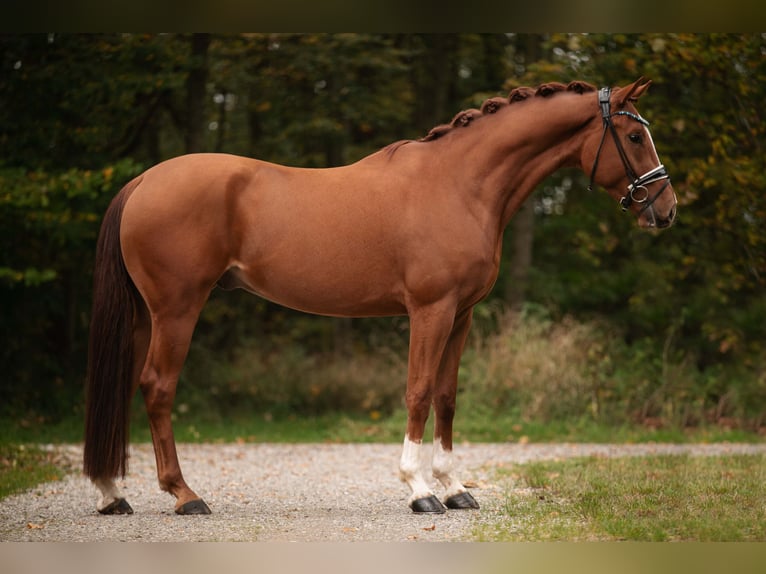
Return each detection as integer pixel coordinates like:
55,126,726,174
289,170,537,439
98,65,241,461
410,494,446,514
175,499,212,515
445,491,480,510
98,497,134,515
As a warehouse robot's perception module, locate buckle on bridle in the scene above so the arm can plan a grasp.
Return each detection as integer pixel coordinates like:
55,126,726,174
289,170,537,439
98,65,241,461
621,164,670,210
628,164,669,193
598,87,612,121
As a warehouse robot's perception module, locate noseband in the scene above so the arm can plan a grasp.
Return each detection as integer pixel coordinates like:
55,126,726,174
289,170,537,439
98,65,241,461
588,87,671,216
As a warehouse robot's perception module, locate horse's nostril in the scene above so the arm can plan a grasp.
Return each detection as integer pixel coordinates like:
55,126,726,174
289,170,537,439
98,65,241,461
666,206,677,226
656,206,676,229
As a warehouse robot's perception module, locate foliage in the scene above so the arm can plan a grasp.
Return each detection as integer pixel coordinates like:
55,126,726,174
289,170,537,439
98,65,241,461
148,310,766,435
177,327,408,418
0,159,143,416
460,308,765,432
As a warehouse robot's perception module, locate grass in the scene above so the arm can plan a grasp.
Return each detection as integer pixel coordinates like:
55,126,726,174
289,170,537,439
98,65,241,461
474,454,766,541
0,443,69,499
2,401,760,447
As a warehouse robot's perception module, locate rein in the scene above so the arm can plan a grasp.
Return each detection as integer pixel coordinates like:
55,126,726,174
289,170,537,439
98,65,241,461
587,87,671,217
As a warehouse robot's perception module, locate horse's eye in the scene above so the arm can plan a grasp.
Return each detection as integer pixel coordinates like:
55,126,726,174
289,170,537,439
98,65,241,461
629,133,642,144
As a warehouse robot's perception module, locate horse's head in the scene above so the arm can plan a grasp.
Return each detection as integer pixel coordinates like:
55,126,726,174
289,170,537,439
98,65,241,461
585,78,677,229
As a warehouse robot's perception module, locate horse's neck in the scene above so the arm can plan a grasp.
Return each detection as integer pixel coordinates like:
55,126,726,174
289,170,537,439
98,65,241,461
435,94,594,228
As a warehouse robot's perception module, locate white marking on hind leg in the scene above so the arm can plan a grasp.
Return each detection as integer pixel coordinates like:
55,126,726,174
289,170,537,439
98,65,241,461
93,477,123,512
398,435,434,504
432,439,467,500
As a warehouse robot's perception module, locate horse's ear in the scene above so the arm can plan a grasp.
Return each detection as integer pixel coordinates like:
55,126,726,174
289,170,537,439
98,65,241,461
616,77,652,106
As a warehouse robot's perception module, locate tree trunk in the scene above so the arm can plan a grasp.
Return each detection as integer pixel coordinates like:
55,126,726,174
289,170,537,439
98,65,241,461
504,34,545,311
412,34,459,133
185,33,211,154
506,199,536,310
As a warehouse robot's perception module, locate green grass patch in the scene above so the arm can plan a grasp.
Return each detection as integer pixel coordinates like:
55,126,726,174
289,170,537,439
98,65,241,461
475,454,766,541
0,444,68,499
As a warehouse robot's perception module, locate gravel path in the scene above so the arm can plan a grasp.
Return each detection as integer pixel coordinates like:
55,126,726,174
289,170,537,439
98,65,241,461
2,442,765,542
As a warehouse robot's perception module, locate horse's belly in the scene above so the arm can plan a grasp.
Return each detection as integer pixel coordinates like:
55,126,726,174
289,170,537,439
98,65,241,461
227,258,407,318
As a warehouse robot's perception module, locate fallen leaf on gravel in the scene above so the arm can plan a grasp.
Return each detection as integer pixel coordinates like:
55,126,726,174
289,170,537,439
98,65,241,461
26,523,45,529
422,524,436,531
463,480,493,489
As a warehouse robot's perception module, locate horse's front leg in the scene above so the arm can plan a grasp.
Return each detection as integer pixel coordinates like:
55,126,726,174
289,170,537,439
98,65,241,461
399,302,456,514
432,307,479,510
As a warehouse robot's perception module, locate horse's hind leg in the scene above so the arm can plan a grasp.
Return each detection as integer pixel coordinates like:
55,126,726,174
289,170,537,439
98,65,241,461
93,299,151,515
93,477,134,514
140,303,211,515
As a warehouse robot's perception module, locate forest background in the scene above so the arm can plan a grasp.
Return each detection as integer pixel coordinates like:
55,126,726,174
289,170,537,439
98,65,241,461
1,33,764,441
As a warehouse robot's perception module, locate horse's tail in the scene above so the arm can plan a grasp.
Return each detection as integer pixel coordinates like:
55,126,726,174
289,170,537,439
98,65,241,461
83,176,143,482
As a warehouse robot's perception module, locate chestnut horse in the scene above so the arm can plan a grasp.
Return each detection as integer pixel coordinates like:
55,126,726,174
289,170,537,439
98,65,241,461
84,78,677,516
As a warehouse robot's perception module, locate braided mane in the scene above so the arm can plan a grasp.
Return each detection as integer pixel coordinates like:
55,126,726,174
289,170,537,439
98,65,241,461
382,80,596,158
419,80,596,142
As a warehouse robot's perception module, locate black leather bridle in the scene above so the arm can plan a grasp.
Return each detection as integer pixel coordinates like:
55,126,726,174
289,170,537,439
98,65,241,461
588,87,671,218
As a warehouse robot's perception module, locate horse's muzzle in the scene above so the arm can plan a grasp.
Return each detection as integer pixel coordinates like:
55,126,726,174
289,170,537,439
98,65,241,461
654,204,676,229
638,201,676,229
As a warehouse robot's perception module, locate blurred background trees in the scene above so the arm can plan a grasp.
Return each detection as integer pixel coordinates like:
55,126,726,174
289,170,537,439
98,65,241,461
1,34,763,428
